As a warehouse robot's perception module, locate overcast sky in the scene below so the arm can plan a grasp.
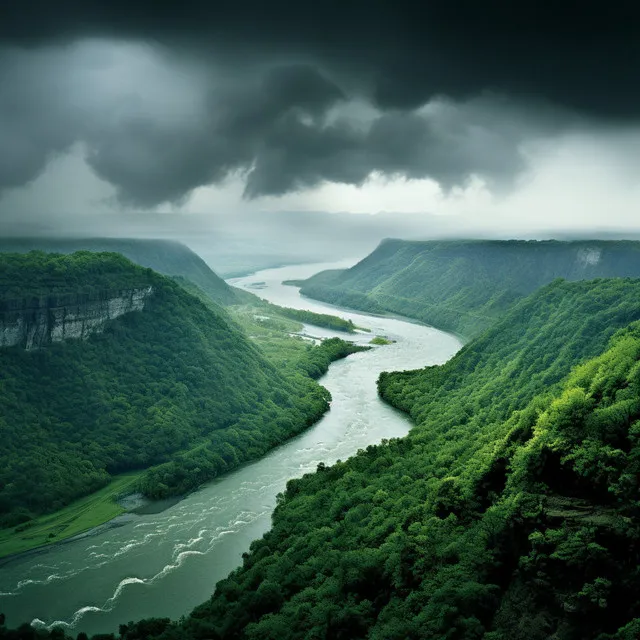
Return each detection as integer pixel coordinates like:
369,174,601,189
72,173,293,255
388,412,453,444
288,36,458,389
1,1,640,234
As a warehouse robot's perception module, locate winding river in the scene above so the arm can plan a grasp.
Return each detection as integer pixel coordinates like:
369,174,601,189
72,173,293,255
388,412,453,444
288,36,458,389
0,261,462,635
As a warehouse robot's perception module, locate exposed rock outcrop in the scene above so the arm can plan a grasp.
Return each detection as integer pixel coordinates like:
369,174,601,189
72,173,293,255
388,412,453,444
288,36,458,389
0,287,153,350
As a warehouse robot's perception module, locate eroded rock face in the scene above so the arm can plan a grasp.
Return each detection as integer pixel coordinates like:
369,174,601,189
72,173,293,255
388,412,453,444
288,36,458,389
0,287,153,350
576,247,602,267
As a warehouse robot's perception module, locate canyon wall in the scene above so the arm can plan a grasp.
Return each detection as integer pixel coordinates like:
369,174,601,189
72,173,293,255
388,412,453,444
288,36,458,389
0,287,153,350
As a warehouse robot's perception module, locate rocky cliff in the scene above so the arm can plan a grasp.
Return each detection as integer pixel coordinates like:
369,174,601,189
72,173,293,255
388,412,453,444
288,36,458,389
0,287,153,350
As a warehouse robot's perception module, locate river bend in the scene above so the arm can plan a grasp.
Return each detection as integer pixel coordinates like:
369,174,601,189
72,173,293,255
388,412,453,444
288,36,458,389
0,261,462,635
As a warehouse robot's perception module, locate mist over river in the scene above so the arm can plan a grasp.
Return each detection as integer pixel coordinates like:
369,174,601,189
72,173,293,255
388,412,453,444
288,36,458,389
0,261,462,635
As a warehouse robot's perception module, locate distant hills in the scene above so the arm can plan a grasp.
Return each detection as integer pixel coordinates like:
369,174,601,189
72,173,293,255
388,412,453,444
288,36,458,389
0,237,237,305
6,210,640,278
298,239,640,337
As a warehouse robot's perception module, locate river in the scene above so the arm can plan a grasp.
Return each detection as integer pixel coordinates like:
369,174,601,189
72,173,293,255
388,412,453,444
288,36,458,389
0,261,462,635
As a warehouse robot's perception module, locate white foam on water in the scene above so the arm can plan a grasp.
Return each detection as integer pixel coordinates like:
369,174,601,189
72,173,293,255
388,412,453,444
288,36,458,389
17,574,63,590
28,505,276,631
37,578,146,630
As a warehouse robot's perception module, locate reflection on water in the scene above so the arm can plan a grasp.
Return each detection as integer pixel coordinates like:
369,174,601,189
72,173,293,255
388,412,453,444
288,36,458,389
0,261,461,635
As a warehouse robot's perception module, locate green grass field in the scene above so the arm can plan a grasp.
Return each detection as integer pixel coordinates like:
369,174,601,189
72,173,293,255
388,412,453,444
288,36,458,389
0,472,143,559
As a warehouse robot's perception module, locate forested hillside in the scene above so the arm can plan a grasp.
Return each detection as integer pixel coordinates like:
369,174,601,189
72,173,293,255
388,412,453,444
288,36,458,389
0,238,237,305
0,252,364,540
99,277,640,640
5,254,640,637
299,239,640,337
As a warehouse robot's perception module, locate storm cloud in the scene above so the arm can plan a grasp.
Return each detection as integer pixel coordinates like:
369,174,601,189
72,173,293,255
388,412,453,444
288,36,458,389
0,1,638,209
3,1,640,117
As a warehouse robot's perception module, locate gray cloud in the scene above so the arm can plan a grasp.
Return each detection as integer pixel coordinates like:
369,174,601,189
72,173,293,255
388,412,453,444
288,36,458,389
0,41,582,208
244,103,536,198
1,0,640,213
0,45,350,206
83,63,348,206
2,1,640,119
0,49,83,189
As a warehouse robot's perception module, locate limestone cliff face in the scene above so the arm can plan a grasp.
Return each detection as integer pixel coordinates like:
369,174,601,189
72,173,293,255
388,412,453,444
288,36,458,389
0,287,153,350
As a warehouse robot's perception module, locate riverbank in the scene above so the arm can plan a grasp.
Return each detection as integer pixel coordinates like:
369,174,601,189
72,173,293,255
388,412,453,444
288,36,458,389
0,323,364,563
296,291,470,343
0,472,143,560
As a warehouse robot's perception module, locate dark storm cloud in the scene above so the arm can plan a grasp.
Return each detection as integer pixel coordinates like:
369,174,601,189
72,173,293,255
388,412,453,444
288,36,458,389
3,0,640,118
244,105,531,198
83,64,347,205
86,79,532,205
0,52,349,205
0,39,547,206
0,50,82,189
1,1,637,208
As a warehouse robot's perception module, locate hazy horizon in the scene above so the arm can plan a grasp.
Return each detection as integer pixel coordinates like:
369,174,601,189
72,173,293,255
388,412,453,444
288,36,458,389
3,209,640,277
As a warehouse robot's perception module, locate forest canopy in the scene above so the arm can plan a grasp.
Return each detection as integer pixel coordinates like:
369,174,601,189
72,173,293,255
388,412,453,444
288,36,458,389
0,238,237,305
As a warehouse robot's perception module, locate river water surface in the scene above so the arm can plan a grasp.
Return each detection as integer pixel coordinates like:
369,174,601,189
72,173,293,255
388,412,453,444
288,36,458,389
0,261,461,635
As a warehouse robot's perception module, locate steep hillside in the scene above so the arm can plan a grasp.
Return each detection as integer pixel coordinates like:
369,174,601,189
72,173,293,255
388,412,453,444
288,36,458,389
299,239,640,337
0,237,236,305
113,277,640,640
0,251,155,349
0,252,364,543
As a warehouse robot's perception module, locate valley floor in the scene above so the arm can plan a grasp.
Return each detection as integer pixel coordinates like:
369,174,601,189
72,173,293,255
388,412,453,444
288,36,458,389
0,472,142,560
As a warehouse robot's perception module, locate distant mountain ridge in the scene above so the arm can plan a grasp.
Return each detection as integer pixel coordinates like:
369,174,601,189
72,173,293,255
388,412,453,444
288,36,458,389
297,239,640,337
0,237,237,305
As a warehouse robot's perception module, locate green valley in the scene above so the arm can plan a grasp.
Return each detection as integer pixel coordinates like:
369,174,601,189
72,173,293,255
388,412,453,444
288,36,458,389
4,251,640,640
0,251,365,556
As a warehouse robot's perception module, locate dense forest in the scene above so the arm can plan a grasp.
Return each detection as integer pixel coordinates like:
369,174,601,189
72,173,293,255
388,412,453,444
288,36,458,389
0,238,237,305
0,252,365,531
0,250,154,298
68,276,640,640
4,249,640,638
298,239,640,337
